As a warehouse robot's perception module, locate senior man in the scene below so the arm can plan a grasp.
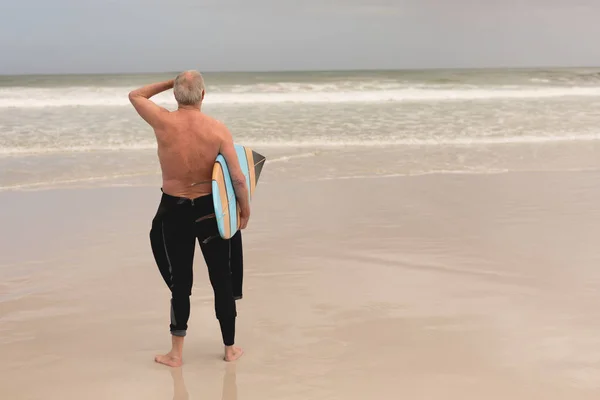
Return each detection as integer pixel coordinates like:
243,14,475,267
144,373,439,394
128,70,248,366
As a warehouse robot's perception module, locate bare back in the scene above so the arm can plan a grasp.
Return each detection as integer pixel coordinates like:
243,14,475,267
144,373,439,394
154,110,224,198
128,75,250,228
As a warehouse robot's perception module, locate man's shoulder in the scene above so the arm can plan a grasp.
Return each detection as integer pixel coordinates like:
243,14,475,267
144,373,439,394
203,113,227,127
202,114,231,137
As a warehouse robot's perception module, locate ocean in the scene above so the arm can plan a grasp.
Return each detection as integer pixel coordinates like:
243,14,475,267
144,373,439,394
3,68,600,190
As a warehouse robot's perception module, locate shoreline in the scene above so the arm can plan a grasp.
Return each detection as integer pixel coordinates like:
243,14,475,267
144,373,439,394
3,164,600,193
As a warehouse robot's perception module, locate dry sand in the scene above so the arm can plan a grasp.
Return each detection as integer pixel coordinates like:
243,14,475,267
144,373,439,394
2,170,600,399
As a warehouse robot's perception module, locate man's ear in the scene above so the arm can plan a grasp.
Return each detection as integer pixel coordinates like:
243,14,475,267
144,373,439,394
201,90,205,101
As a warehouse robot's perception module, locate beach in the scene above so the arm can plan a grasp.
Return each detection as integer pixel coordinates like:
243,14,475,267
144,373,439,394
3,69,600,399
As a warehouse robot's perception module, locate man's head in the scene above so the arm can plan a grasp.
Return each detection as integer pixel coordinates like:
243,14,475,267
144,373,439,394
173,70,205,107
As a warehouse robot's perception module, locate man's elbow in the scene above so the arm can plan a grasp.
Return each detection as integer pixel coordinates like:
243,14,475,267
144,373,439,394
128,91,138,103
232,176,248,191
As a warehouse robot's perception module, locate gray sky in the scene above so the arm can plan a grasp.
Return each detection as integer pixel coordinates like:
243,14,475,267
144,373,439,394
1,0,600,74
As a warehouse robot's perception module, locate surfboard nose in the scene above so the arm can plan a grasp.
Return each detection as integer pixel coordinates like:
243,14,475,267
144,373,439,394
252,150,266,183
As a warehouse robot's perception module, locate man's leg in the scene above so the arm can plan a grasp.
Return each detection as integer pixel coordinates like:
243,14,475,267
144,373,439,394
150,206,196,367
199,235,243,361
230,231,243,300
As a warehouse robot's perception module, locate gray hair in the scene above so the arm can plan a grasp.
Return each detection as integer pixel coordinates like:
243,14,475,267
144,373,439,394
173,70,205,106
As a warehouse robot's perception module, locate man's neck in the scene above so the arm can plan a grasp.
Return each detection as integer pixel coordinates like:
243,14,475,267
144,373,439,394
177,104,202,112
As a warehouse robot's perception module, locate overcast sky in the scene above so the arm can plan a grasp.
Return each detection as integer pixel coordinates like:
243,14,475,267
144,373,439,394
1,0,600,74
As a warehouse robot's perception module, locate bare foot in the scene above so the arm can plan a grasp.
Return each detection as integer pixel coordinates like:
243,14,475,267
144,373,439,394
224,346,244,362
155,335,184,367
155,353,183,367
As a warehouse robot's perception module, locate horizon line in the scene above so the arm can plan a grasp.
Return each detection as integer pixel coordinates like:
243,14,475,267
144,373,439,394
2,65,600,77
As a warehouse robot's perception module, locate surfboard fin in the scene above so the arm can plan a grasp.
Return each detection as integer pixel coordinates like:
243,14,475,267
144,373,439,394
252,150,266,183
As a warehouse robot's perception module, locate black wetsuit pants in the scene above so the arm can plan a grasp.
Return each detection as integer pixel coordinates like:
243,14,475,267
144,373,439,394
149,191,242,346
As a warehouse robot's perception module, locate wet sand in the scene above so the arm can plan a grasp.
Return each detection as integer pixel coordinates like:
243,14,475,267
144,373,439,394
2,170,600,399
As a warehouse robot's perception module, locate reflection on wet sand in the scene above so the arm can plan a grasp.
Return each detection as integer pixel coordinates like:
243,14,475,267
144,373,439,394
170,368,189,400
221,364,238,400
171,364,237,400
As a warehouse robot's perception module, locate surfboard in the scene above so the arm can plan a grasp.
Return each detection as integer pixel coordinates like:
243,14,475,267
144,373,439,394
212,144,266,239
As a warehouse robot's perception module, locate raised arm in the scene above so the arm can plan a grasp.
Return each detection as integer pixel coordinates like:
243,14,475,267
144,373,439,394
128,80,174,128
219,126,251,229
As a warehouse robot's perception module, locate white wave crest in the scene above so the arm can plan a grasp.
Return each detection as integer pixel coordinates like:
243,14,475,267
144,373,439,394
3,85,600,108
3,134,600,156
